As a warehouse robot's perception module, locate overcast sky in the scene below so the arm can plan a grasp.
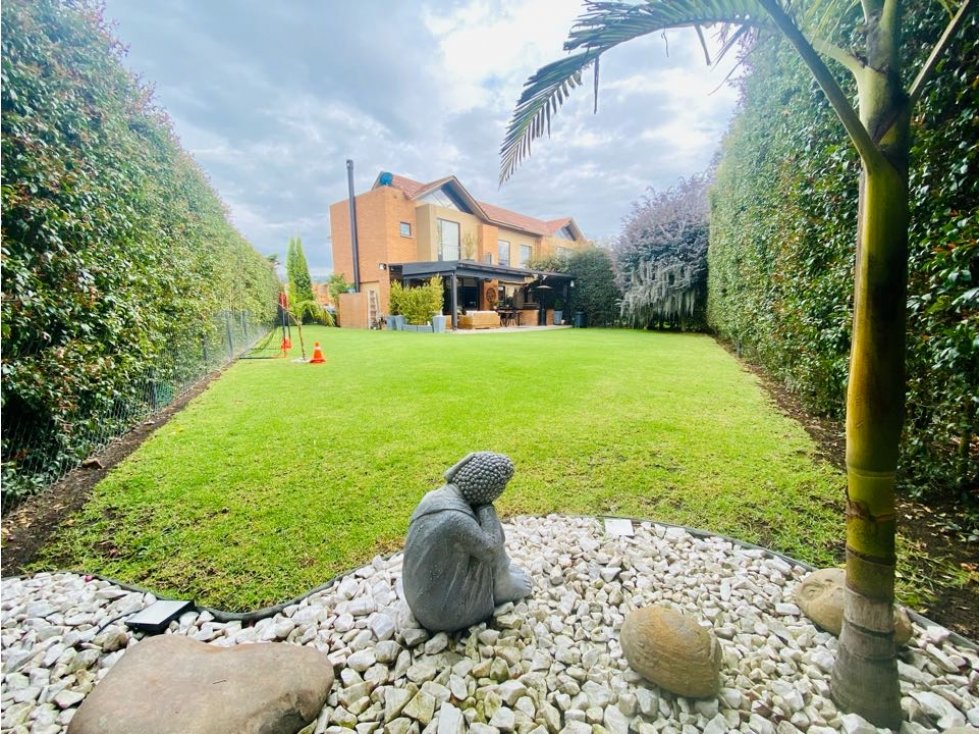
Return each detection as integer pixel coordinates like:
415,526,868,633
102,0,740,277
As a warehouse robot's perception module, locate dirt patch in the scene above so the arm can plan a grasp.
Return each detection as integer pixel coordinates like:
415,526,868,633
731,346,978,642
1,370,223,576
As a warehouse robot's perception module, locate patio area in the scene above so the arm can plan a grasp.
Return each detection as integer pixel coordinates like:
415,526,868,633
389,260,574,330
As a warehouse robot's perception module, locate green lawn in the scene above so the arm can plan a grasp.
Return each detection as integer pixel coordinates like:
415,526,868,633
37,327,846,610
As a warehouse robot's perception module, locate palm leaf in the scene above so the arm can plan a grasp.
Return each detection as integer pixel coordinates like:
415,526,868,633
500,0,770,183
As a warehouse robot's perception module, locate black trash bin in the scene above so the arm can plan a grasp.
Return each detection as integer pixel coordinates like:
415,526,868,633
573,311,586,328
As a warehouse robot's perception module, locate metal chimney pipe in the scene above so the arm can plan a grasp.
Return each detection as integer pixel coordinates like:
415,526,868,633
346,159,361,292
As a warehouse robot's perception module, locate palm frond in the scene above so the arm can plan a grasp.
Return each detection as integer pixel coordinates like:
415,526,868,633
500,0,769,183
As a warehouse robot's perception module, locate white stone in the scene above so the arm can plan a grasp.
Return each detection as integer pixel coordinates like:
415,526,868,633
347,650,377,673
839,713,876,734
488,707,516,732
702,714,727,734
603,704,631,734
424,633,449,655
749,714,777,734
912,691,966,729
498,681,527,707
385,687,414,723
437,702,465,734
335,613,355,633
370,614,397,642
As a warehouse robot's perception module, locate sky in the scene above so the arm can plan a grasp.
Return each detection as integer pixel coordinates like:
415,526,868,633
102,0,741,278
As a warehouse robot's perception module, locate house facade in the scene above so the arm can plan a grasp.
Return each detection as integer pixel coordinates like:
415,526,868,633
328,172,590,329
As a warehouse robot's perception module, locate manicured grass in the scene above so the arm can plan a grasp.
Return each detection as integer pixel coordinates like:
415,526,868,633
37,327,846,610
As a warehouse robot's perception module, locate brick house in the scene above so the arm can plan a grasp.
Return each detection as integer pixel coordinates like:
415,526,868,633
328,172,590,329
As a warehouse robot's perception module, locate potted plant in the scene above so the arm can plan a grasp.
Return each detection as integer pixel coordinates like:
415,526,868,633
553,297,564,325
387,282,406,330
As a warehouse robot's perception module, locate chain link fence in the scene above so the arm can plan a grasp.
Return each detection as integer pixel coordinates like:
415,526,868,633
1,310,270,511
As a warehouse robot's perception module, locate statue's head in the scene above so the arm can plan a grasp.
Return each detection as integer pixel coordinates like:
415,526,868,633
445,452,515,505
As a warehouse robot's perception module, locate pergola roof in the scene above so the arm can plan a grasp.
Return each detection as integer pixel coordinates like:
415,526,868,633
390,260,572,285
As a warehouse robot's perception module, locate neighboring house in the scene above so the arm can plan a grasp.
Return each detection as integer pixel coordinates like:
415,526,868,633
328,172,590,329
311,282,332,307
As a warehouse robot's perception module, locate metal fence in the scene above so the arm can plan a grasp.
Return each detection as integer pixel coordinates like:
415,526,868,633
1,310,270,511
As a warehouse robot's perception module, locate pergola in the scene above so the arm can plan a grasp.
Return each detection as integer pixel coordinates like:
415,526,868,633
388,260,573,330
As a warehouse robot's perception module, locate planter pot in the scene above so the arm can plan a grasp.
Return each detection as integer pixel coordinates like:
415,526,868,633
553,310,563,325
431,315,447,333
388,315,405,331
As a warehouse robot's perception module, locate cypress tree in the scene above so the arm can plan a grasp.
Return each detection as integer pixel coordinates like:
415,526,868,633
286,236,315,310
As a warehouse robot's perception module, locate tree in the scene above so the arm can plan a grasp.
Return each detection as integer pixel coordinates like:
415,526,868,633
327,272,352,306
566,248,622,327
499,0,974,726
616,174,710,330
527,254,568,272
286,236,316,323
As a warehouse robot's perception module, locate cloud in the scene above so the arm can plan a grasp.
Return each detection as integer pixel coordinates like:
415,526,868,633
102,0,740,273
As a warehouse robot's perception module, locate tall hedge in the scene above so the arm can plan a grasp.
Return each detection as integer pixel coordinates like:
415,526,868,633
567,248,622,327
1,0,280,504
707,1,978,499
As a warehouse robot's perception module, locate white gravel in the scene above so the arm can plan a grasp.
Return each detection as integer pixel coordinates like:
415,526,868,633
2,515,977,734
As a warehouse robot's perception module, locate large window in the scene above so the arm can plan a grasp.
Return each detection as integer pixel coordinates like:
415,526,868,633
498,240,510,266
438,219,460,261
519,244,532,266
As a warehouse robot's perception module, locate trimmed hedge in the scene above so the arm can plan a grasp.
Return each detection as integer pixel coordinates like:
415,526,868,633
1,0,280,506
707,1,978,499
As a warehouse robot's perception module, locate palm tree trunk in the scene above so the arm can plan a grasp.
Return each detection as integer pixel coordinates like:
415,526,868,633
830,154,908,729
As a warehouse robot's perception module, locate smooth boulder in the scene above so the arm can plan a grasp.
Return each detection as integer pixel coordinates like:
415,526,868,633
620,605,721,698
795,567,913,645
68,635,334,734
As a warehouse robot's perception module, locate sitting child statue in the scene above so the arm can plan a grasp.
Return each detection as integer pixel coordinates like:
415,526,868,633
402,452,533,632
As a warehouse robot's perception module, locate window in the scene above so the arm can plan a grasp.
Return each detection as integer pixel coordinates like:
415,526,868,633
556,225,576,240
438,219,460,261
498,240,510,266
420,185,473,213
482,252,493,264
399,222,412,237
519,245,532,266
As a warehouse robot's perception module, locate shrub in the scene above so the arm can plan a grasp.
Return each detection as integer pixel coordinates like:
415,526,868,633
398,276,444,325
566,248,622,327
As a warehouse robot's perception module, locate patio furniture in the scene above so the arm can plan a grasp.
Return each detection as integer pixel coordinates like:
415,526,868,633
497,308,517,327
458,311,501,329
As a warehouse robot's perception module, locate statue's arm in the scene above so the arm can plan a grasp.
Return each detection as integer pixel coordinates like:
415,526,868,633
447,509,503,562
476,504,505,545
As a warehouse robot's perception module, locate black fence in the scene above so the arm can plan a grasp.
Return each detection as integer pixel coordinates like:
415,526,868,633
1,310,270,511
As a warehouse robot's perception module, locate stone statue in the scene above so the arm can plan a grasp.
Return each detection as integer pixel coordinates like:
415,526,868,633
402,452,532,632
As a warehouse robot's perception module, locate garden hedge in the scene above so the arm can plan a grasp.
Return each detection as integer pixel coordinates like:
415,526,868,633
1,0,280,506
707,0,977,499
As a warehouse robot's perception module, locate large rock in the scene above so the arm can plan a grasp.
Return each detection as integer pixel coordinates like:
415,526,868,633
620,606,721,698
68,635,334,734
794,568,913,645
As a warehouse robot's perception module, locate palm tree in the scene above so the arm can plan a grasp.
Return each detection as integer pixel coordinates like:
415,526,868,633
500,0,974,727
285,298,333,361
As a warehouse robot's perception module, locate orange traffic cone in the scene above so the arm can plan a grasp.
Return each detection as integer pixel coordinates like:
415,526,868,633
279,336,291,357
309,342,326,364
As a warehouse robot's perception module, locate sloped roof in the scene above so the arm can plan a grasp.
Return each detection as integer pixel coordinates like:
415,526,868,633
373,172,582,239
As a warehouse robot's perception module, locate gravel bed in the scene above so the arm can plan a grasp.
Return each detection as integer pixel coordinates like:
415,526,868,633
2,515,977,734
